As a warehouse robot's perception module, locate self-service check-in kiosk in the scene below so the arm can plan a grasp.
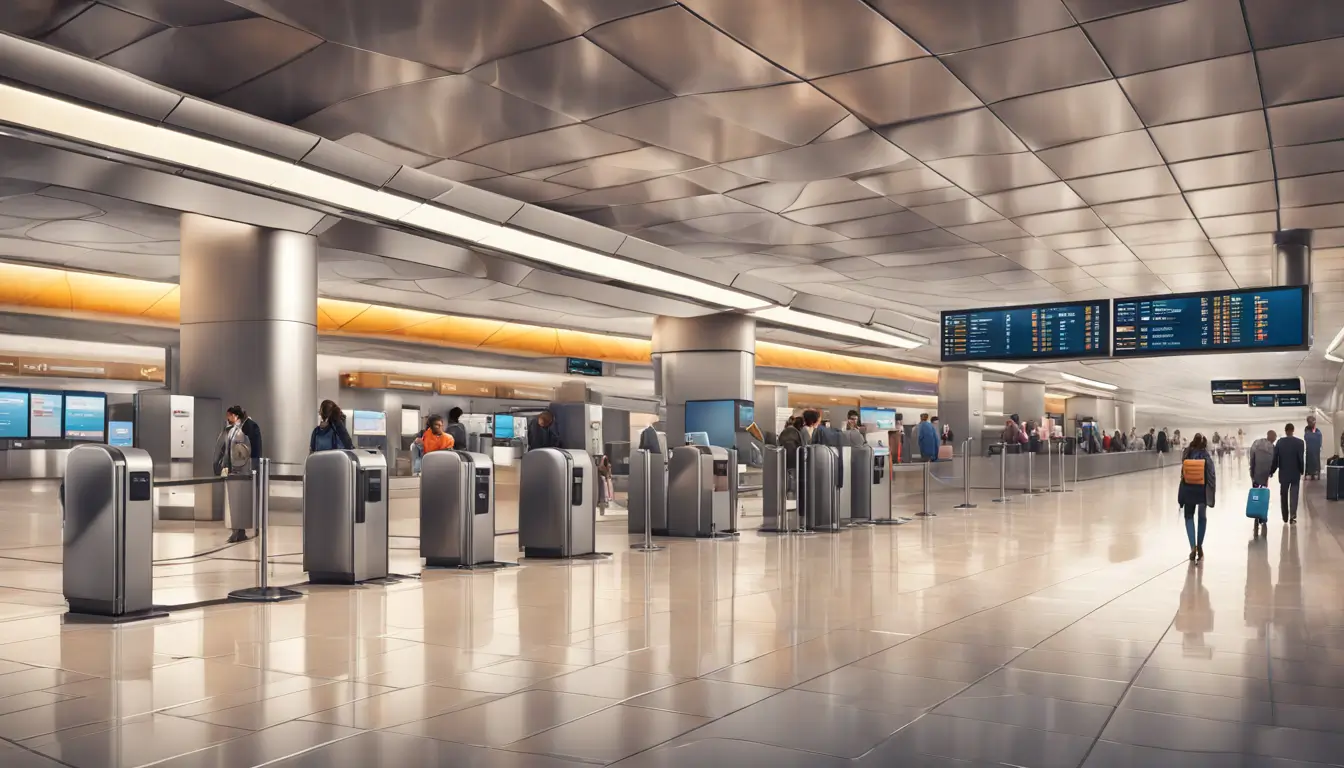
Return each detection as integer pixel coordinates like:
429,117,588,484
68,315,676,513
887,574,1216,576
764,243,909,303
421,451,495,568
667,445,737,538
848,443,873,523
800,444,842,532
519,448,595,558
760,445,788,532
63,444,163,620
870,449,893,522
303,450,389,584
628,448,667,536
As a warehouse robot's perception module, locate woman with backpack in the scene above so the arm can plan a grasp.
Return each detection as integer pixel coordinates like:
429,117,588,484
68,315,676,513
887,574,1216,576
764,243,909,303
1179,433,1217,563
310,400,353,453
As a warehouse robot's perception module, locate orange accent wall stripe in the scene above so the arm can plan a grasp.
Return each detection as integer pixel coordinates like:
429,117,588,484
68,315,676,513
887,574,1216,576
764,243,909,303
0,262,939,382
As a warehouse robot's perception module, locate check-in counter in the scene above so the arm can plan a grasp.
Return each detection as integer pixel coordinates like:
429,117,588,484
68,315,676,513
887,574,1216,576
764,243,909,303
930,449,1169,491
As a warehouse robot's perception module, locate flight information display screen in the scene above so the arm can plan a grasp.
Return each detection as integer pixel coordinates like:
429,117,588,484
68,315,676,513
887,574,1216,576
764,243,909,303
1277,393,1307,407
1249,394,1277,407
1212,393,1249,405
1211,378,1301,393
941,300,1109,362
1113,285,1308,357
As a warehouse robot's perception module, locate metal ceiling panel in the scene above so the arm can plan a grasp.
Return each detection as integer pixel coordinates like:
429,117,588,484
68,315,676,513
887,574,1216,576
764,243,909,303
1169,150,1274,192
1014,209,1106,237
822,211,934,239
384,167,454,201
0,1,93,37
1210,232,1273,257
1185,181,1277,218
1016,260,1083,278
725,182,807,212
816,115,869,143
506,204,626,254
748,264,849,283
878,108,1027,162
1084,0,1248,77
867,246,995,267
102,17,322,97
1067,166,1181,205
1161,271,1236,292
1266,98,1344,148
299,76,574,158
519,269,704,317
1148,111,1269,162
42,3,161,60
165,98,319,161
812,57,982,126
1258,37,1344,108
911,198,1002,228
333,134,436,168
828,229,968,255
1054,277,1103,293
894,256,1020,282
1199,212,1277,239
674,212,845,246
685,84,850,146
783,198,904,226
928,153,1058,195
945,220,1031,243
1130,241,1215,260
992,80,1144,151
456,124,641,174
586,5,792,95
580,194,758,231
467,36,671,121
614,236,738,286
1083,260,1151,277
1035,131,1164,180
1112,218,1207,246
1119,53,1262,126
300,138,399,186
980,182,1086,218
679,0,925,79
589,98,792,163
227,0,576,73
544,0,676,32
941,27,1110,104
883,187,969,209
216,42,447,125
434,182,530,222
99,0,256,26
791,292,875,324
1279,172,1344,209
1242,0,1344,49
1274,142,1344,179
677,166,757,194
719,131,911,182
867,0,1074,54
787,179,881,211
1040,229,1119,250
855,168,951,197
418,159,503,183
542,146,705,189
0,32,182,121
1093,195,1193,227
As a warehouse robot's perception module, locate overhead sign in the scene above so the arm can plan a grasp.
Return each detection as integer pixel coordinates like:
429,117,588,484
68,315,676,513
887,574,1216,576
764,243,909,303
566,357,604,376
941,300,1109,362
1276,393,1307,407
437,379,495,397
0,355,163,382
1212,393,1250,405
1210,378,1301,394
1249,394,1278,407
1114,285,1308,357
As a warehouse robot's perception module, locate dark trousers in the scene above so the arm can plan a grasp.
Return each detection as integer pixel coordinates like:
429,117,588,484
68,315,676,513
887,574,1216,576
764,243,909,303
1280,480,1300,521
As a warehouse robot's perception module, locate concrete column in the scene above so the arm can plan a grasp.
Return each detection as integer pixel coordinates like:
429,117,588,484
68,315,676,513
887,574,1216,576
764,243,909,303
1273,229,1311,287
1001,382,1045,425
937,367,983,452
1116,401,1136,433
753,384,788,436
651,314,755,446
1065,395,1105,433
178,214,317,472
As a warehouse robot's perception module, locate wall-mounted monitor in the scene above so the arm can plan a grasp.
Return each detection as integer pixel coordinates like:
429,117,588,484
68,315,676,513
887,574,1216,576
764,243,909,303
737,403,755,430
1114,285,1308,357
859,406,897,430
685,400,737,449
63,392,106,441
351,410,386,436
941,300,1109,362
566,357,603,377
493,414,515,439
400,408,421,436
1249,393,1278,407
108,421,134,447
1276,393,1307,407
29,390,63,439
0,389,29,439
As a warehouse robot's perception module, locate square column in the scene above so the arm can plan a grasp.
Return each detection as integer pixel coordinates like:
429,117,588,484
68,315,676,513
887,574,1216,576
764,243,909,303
937,368,983,451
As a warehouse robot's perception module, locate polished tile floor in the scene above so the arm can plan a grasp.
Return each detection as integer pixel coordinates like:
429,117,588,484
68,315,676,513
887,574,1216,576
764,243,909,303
1,459,1343,767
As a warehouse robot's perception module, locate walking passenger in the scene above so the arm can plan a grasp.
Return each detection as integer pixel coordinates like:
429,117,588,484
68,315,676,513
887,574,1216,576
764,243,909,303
1303,415,1323,480
1178,434,1216,563
1271,423,1306,524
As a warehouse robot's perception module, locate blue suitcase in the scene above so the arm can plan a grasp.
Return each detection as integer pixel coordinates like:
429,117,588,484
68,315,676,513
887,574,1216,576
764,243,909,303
1246,487,1270,521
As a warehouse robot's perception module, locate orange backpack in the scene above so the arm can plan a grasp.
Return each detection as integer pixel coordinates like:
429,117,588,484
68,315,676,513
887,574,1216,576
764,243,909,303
1182,458,1205,485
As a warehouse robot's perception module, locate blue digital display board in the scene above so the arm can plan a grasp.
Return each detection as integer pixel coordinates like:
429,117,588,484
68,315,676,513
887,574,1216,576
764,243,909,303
566,357,603,376
1114,285,1308,357
941,300,1109,362
685,400,736,449
1249,394,1277,408
63,393,106,441
108,421,134,447
493,415,515,439
1276,393,1307,407
0,389,29,439
860,407,897,430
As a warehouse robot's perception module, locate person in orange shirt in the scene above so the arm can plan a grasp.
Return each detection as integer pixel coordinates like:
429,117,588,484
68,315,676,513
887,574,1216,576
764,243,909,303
416,414,455,455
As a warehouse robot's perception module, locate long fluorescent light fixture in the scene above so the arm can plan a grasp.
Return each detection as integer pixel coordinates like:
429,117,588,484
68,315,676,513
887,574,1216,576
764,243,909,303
0,83,768,311
1060,372,1118,391
752,307,923,349
1324,324,1344,363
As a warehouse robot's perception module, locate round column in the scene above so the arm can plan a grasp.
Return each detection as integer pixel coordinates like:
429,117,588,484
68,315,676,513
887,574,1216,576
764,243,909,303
651,314,755,445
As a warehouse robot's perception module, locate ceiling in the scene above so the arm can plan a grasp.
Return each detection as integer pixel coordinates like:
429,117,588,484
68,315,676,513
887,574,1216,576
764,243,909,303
4,0,1344,417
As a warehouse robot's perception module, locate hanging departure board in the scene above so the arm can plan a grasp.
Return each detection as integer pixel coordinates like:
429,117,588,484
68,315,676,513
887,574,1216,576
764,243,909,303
1113,285,1309,357
1276,393,1307,407
1210,378,1302,394
941,300,1109,362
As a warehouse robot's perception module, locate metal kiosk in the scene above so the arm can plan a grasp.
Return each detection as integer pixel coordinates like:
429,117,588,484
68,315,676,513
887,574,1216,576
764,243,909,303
667,445,737,538
421,450,496,568
628,447,667,536
800,444,842,533
303,450,389,584
847,443,874,524
760,445,789,532
63,444,165,621
519,448,596,558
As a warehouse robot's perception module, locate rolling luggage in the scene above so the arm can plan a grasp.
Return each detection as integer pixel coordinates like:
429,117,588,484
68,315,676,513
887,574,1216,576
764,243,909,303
1246,487,1270,521
938,444,953,460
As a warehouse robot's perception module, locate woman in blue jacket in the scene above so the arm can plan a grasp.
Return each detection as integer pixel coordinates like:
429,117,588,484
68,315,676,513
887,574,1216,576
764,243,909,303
310,400,353,452
1178,433,1217,563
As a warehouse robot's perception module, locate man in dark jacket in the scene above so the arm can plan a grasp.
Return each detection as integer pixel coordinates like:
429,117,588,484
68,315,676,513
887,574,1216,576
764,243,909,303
1271,423,1307,524
1155,429,1170,453
445,407,468,451
778,417,803,468
527,410,562,451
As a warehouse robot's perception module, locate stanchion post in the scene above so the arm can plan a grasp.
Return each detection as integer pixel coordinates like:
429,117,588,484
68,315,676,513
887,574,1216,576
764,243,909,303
1024,450,1036,496
954,437,977,509
993,443,1013,503
228,458,301,603
632,450,663,552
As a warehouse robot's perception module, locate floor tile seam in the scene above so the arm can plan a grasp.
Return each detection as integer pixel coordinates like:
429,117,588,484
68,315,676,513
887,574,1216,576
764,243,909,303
175,680,407,729
133,725,368,768
1088,738,1341,767
1120,693,1344,736
846,554,1196,761
1,734,80,768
